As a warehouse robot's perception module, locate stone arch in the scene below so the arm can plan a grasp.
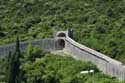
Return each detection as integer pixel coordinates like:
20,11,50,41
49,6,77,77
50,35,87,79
57,32,66,37
56,39,65,50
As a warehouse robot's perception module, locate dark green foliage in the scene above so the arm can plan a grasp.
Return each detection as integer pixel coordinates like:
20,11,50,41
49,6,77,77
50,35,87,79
0,45,124,83
0,0,124,62
0,58,7,82
0,1,125,82
8,52,16,83
20,53,123,83
20,44,44,83
24,44,42,61
7,37,21,83
0,0,125,63
16,36,21,55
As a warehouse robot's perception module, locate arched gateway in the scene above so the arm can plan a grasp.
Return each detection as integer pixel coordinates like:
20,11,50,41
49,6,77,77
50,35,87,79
0,29,124,81
56,39,65,50
55,31,67,50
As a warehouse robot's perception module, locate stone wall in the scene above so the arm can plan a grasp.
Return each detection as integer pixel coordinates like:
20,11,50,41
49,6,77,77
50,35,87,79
64,36,125,81
0,38,56,58
0,30,125,81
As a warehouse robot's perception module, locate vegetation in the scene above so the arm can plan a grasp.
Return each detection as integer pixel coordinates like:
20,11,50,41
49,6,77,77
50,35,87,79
0,0,124,63
7,37,21,83
0,44,124,83
0,0,125,82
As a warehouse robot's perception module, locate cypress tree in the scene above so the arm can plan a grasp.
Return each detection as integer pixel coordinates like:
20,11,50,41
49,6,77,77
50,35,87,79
7,36,21,83
8,52,15,83
16,36,21,56
6,51,12,82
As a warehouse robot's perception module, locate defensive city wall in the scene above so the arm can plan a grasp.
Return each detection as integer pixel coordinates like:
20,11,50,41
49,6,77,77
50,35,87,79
0,29,125,81
65,36,125,81
0,39,56,58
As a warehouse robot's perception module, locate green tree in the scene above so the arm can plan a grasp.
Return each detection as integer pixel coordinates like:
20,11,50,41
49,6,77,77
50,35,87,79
7,37,21,83
20,43,43,82
20,59,44,83
24,43,41,61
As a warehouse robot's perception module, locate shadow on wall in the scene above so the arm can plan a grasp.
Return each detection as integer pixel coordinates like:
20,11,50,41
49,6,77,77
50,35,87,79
57,32,66,37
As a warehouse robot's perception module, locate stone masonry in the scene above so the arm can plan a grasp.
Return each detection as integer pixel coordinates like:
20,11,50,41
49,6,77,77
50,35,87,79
0,29,125,81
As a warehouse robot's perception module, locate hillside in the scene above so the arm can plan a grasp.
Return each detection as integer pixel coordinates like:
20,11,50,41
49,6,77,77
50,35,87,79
0,0,125,63
0,53,123,83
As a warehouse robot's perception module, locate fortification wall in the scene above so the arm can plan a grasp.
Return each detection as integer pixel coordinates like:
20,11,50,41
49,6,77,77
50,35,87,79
0,38,56,58
0,30,125,81
65,36,125,81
